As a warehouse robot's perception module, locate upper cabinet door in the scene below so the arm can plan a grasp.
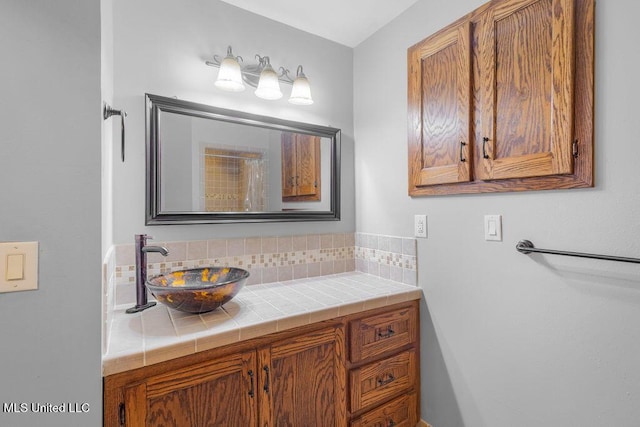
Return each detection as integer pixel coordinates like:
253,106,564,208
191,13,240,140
408,21,472,191
476,0,576,180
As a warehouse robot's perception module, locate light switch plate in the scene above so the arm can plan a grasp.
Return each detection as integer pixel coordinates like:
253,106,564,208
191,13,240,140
484,215,502,241
414,214,427,238
0,241,38,293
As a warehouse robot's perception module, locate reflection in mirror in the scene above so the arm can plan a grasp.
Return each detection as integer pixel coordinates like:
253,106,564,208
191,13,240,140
146,94,340,224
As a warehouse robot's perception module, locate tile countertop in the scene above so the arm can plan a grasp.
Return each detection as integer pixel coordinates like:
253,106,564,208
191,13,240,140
103,272,423,376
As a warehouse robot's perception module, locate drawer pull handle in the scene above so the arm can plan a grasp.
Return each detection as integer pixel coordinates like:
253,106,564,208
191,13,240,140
388,420,396,427
378,326,395,339
377,373,396,387
248,370,255,398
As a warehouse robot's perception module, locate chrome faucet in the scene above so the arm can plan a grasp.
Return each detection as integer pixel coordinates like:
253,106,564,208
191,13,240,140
126,234,169,314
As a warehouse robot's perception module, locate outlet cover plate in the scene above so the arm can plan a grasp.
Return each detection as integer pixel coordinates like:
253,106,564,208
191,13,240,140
414,214,427,238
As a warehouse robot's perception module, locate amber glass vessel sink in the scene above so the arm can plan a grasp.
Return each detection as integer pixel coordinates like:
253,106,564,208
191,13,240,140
146,267,249,314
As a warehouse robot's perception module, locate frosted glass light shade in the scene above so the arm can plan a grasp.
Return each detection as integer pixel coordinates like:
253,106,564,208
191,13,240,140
215,56,245,92
255,63,282,100
289,75,313,105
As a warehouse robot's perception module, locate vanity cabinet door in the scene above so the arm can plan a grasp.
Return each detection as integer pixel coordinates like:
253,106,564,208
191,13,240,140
258,326,347,427
408,20,472,190
475,0,576,181
122,351,257,427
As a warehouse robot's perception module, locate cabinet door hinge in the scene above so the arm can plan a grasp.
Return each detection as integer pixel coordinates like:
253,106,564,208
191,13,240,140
119,402,126,426
572,139,579,158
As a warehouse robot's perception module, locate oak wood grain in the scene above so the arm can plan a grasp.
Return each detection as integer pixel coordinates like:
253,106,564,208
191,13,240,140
477,0,575,180
350,393,418,427
350,350,416,413
408,0,593,196
349,305,417,364
261,326,347,427
408,21,472,190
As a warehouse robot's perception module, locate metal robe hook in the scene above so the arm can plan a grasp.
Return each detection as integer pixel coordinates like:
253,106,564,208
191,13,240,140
104,103,127,162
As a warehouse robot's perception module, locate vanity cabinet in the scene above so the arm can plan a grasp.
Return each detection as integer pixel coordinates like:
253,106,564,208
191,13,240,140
348,303,420,427
103,301,419,427
281,132,321,201
106,325,345,427
408,0,594,196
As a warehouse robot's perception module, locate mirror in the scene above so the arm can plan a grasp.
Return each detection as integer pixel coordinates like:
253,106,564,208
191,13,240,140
145,94,341,224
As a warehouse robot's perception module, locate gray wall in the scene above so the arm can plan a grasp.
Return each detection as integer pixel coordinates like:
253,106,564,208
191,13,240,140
108,0,354,246
0,1,102,426
354,0,640,425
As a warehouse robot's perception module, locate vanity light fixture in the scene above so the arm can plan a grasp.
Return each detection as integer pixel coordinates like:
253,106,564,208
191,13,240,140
254,56,282,100
213,46,245,92
289,66,313,105
206,46,313,105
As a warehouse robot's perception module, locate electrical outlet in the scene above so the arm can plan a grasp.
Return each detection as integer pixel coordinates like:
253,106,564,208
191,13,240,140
414,214,427,238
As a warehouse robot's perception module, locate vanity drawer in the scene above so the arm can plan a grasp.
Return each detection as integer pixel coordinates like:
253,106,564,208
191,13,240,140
349,306,417,363
350,392,417,427
350,349,416,413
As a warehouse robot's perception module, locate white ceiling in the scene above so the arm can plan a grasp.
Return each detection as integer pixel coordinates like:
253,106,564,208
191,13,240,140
219,0,419,47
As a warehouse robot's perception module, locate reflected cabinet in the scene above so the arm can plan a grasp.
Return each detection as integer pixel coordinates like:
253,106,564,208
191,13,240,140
408,0,594,196
281,132,321,201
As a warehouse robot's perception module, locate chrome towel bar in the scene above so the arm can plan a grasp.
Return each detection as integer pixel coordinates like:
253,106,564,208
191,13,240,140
516,240,640,264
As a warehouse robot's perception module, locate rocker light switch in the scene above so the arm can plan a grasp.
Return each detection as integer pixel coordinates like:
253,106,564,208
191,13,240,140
484,215,502,241
0,242,38,293
6,254,24,281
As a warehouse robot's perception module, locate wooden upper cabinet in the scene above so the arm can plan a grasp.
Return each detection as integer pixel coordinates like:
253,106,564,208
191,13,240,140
408,21,472,187
408,0,594,196
281,132,321,201
475,0,575,180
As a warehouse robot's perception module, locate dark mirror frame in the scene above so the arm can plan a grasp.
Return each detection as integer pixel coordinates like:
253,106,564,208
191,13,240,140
145,93,341,225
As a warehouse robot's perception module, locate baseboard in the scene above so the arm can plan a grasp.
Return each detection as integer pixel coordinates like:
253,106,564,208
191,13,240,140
418,420,432,427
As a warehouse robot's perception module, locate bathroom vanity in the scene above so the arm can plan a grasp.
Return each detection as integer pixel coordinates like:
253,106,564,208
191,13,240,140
103,273,422,426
